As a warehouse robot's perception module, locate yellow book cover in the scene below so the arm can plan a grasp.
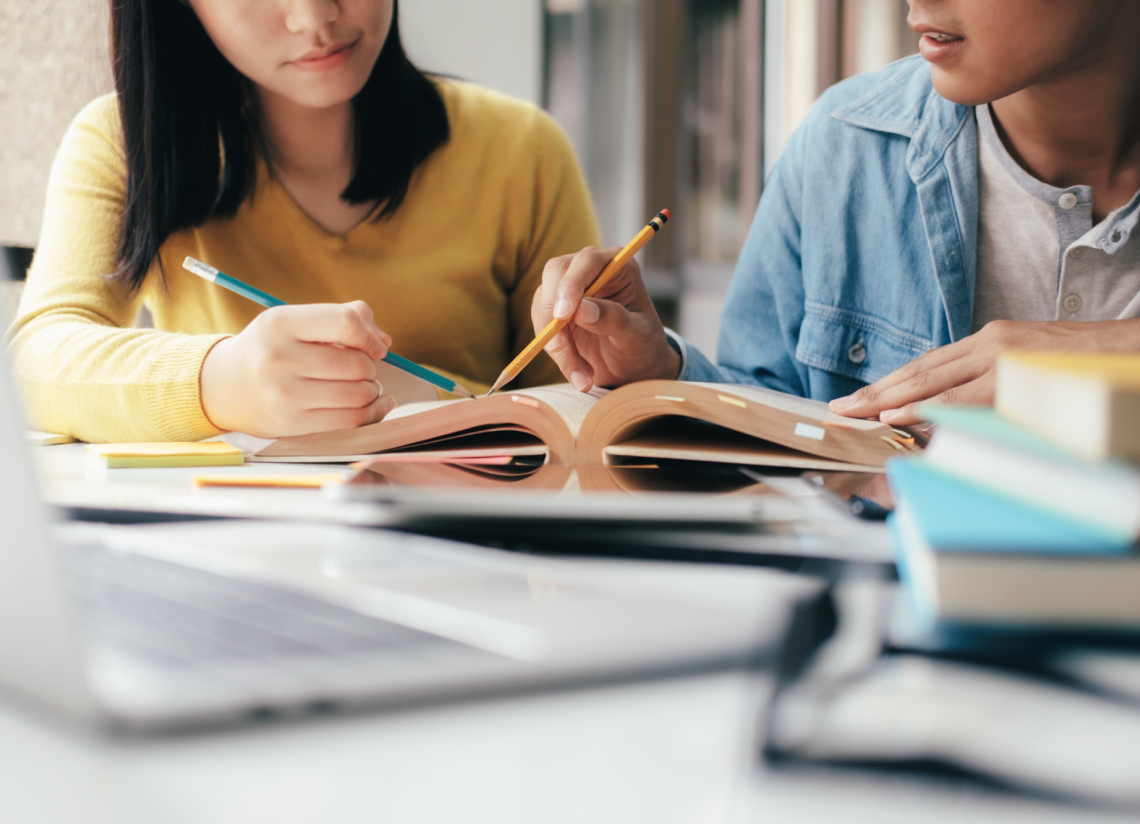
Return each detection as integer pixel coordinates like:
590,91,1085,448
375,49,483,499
997,351,1140,461
1001,351,1140,390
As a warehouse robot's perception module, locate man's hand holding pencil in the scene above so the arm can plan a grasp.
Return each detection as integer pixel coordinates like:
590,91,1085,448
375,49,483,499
511,210,678,396
531,249,680,394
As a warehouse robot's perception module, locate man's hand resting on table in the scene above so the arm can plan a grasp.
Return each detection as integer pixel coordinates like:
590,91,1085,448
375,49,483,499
531,247,681,392
200,300,398,438
828,319,1140,426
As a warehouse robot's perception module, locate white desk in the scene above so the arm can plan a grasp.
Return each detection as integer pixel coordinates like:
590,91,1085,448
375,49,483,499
0,671,1133,824
12,445,1133,823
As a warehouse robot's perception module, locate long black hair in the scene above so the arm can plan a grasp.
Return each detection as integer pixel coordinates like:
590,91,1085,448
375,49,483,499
109,0,450,293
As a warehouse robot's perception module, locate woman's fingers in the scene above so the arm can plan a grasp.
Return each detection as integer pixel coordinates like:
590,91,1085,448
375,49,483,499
201,301,401,438
294,378,382,411
290,341,379,381
295,393,396,435
262,303,389,359
343,300,393,348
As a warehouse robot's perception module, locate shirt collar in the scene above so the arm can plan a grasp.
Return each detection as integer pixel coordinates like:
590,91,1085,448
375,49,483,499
830,58,1140,253
829,57,973,183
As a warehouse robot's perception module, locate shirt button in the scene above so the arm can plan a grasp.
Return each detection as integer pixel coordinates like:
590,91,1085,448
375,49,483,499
1069,246,1085,259
1063,294,1083,313
848,342,867,364
1059,192,1078,210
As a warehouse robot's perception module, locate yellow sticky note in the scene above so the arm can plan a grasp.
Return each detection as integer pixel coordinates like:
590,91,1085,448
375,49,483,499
87,442,244,468
192,473,344,489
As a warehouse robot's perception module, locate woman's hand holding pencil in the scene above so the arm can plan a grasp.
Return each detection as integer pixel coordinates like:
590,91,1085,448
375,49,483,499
184,256,475,437
200,301,399,438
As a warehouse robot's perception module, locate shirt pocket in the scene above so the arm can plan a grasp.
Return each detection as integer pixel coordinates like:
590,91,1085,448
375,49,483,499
795,301,933,384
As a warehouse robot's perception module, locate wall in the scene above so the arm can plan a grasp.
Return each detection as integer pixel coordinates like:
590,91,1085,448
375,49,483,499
400,0,542,104
0,1,112,249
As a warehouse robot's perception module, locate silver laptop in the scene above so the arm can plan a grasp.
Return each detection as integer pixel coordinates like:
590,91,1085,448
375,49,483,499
0,353,814,734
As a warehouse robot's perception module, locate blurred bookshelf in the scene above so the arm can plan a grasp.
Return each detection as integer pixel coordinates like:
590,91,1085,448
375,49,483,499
543,0,917,358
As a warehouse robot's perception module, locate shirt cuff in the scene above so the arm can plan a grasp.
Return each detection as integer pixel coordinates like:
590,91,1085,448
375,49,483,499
664,328,725,383
663,328,689,380
147,334,231,442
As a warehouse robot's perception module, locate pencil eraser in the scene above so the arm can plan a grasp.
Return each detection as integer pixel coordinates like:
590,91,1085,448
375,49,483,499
661,209,671,221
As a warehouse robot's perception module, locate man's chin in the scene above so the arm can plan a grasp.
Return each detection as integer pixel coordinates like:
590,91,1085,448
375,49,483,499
930,70,1002,108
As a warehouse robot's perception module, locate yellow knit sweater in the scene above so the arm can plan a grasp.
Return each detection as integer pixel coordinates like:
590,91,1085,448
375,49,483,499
8,81,599,443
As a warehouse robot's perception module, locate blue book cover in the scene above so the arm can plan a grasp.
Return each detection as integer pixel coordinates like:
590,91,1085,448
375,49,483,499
886,458,1133,555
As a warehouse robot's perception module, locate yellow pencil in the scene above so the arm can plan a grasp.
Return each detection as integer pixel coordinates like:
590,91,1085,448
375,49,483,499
486,209,671,395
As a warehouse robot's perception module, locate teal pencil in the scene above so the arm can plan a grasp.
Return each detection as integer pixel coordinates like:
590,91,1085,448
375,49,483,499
182,257,473,399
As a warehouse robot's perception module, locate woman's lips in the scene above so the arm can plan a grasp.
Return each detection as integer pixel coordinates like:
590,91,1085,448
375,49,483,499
291,41,356,72
917,32,965,63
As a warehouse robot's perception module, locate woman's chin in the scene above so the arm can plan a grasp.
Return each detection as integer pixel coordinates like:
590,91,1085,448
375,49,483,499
262,74,371,111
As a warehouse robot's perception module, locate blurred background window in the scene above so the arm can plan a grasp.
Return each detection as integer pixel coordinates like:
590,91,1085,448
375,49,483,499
543,0,917,355
1,0,918,355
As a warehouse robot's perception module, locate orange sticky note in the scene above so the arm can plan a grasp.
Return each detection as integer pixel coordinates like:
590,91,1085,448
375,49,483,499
191,473,345,489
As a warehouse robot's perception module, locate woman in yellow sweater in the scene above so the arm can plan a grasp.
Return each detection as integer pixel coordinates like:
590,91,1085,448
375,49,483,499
8,0,598,443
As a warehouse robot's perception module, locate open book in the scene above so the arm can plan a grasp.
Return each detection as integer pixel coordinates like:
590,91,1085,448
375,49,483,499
252,381,916,471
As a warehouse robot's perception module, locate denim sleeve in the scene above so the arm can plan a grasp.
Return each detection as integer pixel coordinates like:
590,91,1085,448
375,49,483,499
713,121,811,397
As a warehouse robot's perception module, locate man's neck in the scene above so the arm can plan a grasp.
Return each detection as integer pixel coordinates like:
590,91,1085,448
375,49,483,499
257,88,355,182
989,23,1140,220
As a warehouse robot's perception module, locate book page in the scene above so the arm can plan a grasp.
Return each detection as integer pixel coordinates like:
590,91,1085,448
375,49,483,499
385,398,466,422
384,386,606,438
695,382,884,430
504,384,609,439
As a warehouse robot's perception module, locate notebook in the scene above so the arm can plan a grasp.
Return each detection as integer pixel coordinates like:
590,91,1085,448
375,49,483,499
253,381,914,470
996,351,1140,461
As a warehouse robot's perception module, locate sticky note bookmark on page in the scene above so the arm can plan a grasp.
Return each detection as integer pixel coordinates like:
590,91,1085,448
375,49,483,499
86,442,244,468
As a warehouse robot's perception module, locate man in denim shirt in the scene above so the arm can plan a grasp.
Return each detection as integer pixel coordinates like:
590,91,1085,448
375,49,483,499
531,0,1140,426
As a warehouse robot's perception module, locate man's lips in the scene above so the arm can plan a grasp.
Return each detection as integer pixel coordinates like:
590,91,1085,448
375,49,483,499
911,23,965,63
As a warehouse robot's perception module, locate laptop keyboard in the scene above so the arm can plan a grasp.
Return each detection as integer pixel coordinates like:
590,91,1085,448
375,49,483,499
67,544,470,670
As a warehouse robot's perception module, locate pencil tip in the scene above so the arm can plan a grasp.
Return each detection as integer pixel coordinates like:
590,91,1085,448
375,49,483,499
485,373,509,397
452,384,475,399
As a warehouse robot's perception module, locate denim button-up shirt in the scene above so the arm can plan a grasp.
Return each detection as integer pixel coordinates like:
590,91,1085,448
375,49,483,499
675,56,1140,399
672,55,1140,401
674,56,979,399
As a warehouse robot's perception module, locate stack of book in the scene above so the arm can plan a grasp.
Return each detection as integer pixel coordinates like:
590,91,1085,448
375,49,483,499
887,352,1140,630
